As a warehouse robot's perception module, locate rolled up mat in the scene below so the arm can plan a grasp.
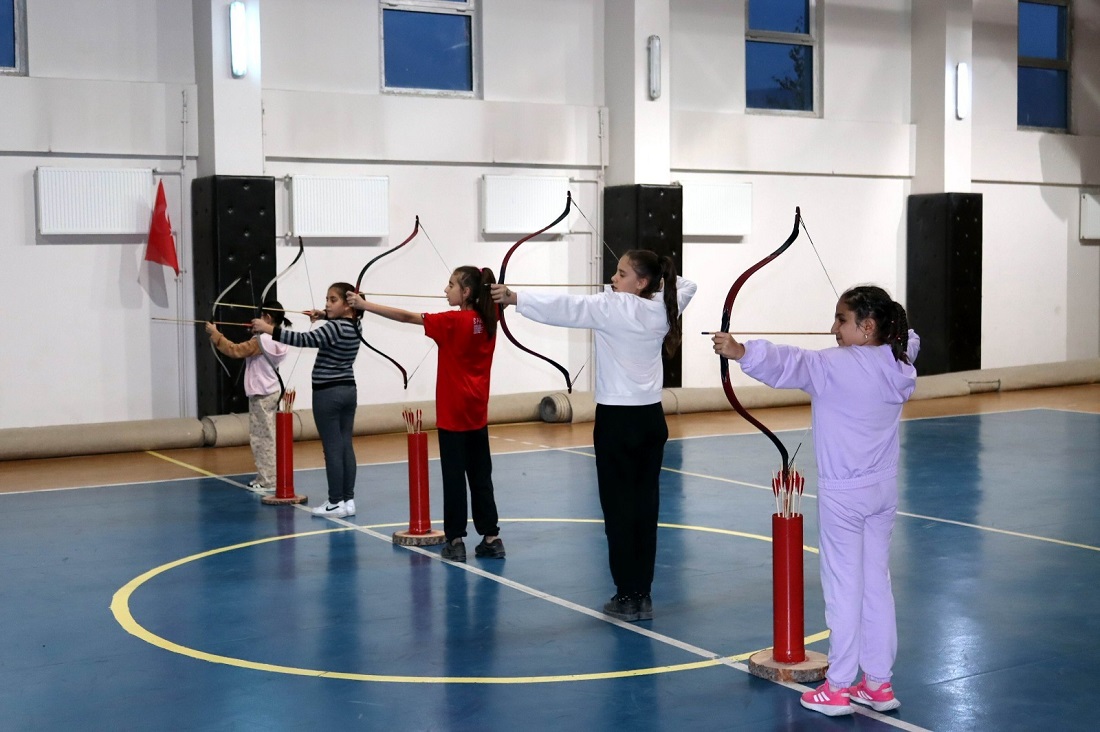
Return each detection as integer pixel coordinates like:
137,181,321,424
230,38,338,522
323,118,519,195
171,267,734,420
3,360,1095,457
539,385,810,424
0,418,205,461
202,391,548,448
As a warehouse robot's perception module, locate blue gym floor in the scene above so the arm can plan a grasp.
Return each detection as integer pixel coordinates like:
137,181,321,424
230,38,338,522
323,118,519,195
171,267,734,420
2,408,1098,731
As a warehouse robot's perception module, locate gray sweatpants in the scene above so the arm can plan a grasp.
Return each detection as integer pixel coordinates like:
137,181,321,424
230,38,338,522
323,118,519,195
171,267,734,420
312,384,357,504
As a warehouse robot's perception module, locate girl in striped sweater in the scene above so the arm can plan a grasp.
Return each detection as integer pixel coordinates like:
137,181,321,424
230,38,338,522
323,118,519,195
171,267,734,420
252,282,361,518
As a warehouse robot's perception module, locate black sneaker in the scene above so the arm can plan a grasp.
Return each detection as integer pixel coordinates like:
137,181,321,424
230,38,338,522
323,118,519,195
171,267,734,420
635,593,653,621
474,537,506,558
441,538,466,562
602,593,640,622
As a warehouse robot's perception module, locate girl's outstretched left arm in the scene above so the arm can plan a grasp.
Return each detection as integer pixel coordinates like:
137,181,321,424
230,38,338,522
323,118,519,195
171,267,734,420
347,293,423,326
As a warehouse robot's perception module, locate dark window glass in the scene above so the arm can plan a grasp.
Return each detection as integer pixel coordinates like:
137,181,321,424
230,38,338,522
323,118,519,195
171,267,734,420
1018,67,1068,128
746,41,813,111
383,9,472,92
1,0,15,69
748,0,809,34
1018,2,1066,59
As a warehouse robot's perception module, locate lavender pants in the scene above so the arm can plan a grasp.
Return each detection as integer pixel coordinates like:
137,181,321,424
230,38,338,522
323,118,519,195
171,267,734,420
817,476,898,688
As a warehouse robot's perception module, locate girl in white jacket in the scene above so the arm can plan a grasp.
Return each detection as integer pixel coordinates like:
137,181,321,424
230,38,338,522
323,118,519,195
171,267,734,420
493,251,696,622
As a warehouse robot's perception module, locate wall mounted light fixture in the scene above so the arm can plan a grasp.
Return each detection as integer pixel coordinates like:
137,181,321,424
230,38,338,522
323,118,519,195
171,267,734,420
647,35,661,100
229,1,248,78
955,62,971,120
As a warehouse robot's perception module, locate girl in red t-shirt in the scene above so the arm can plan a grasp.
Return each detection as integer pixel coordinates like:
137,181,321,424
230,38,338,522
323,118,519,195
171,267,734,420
347,266,503,563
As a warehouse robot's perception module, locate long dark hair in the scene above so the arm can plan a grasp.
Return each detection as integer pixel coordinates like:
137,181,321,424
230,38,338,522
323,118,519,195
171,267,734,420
840,285,910,363
625,250,681,356
453,266,498,338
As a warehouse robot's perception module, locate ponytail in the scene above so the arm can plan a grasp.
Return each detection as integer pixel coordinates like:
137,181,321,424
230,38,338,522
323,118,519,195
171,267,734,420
453,266,498,339
625,250,681,356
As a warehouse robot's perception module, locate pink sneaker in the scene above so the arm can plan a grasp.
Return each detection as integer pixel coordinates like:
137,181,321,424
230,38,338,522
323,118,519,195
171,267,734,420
849,677,901,711
800,682,853,716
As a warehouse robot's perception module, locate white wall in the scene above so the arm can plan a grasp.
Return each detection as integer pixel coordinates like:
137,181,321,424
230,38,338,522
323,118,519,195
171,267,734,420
0,0,1097,430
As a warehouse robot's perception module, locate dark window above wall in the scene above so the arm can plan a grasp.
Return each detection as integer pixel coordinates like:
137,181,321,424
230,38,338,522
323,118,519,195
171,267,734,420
1018,0,1071,130
1,0,27,76
745,0,816,113
382,0,478,97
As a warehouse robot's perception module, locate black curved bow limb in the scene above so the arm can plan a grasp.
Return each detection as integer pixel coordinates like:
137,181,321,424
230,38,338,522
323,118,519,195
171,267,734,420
254,236,306,404
498,192,574,393
353,217,421,390
719,207,802,477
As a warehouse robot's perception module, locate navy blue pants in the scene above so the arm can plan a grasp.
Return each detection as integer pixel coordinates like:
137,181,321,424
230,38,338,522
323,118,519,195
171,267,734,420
437,426,499,542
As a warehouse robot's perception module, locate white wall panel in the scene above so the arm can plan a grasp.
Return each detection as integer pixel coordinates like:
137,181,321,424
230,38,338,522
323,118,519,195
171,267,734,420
35,167,153,235
482,176,570,235
681,181,752,236
290,175,388,237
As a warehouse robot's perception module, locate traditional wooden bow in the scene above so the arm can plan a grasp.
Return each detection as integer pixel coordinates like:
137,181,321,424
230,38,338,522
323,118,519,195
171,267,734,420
719,207,802,478
497,192,575,393
353,217,421,389
252,236,306,403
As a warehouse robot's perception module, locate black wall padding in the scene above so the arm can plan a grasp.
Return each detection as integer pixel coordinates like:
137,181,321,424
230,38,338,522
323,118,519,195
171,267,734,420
603,184,684,387
191,175,277,417
906,193,983,376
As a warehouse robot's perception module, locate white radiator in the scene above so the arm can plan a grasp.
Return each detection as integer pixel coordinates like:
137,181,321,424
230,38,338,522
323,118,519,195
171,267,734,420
35,167,154,235
481,176,570,235
682,181,753,237
289,175,389,237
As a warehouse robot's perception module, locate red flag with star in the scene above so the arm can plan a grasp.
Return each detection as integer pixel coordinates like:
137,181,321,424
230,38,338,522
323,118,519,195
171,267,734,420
144,180,179,276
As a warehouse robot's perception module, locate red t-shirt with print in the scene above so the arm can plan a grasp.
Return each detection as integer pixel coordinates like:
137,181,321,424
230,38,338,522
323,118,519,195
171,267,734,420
422,309,496,431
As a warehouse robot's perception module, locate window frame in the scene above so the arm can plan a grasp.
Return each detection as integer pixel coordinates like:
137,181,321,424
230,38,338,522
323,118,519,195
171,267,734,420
380,0,481,99
1017,0,1072,132
744,0,820,117
1,0,27,77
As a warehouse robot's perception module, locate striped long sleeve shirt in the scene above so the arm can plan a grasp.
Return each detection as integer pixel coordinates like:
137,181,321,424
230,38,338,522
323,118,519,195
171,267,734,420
274,318,359,388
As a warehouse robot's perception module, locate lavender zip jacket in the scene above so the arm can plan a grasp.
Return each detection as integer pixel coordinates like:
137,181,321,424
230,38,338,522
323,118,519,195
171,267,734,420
738,331,920,490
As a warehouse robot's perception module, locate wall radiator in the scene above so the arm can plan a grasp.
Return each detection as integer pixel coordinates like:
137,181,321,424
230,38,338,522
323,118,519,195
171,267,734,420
681,180,753,237
289,175,389,237
481,175,571,235
35,167,154,236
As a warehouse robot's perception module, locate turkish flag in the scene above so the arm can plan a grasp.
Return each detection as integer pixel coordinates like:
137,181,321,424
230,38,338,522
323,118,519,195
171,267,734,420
145,180,180,276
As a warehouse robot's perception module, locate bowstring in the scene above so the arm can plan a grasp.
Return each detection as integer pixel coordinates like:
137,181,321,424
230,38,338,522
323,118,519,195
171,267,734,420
799,215,839,299
562,198,620,391
787,211,837,467
571,199,621,264
282,239,316,385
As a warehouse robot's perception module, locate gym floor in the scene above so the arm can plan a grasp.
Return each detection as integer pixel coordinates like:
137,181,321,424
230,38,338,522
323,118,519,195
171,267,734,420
1,384,1097,731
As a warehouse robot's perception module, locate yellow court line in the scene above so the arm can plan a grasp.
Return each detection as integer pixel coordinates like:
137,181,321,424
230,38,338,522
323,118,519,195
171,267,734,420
145,450,249,487
111,522,828,684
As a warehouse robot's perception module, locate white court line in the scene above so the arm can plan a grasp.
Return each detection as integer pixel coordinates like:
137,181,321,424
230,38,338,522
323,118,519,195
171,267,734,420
297,504,929,730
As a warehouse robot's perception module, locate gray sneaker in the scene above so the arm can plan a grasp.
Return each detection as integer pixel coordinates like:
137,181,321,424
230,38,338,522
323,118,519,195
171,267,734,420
474,537,506,558
441,538,466,562
602,593,640,622
635,593,653,621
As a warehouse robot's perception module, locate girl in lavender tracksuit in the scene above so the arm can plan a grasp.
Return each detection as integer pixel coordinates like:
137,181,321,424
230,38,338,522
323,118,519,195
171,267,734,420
712,285,919,718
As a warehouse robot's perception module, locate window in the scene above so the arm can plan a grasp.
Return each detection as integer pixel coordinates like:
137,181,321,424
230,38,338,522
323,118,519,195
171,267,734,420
745,0,816,113
1,0,27,76
1018,0,1071,130
381,0,478,96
